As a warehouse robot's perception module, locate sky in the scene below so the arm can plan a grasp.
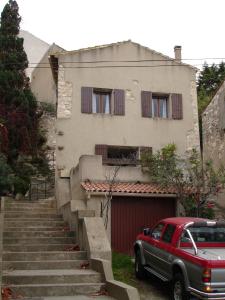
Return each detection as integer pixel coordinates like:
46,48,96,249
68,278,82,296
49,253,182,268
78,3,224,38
0,0,225,68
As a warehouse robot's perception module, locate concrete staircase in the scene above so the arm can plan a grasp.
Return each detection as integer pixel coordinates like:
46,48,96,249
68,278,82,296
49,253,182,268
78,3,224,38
1,199,113,299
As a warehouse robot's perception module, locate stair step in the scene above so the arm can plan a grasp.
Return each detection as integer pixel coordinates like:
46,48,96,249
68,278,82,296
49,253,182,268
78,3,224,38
4,244,78,252
1,283,105,297
3,237,75,245
3,231,75,238
4,213,62,219
5,208,58,213
3,260,88,270
3,251,87,261
10,296,115,300
4,227,66,232
4,220,65,227
3,269,102,284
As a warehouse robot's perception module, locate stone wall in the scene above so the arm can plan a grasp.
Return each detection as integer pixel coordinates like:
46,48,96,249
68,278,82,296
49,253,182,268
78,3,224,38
57,65,72,119
40,112,56,169
202,80,225,169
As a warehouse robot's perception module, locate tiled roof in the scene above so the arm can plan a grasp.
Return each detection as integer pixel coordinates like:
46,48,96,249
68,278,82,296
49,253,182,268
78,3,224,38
81,182,177,195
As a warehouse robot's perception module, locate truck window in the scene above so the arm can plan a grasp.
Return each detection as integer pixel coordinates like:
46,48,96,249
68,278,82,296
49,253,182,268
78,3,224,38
162,224,176,243
181,226,225,243
151,223,165,240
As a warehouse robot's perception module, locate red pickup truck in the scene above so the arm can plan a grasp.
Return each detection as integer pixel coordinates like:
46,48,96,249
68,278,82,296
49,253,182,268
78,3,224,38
134,217,225,300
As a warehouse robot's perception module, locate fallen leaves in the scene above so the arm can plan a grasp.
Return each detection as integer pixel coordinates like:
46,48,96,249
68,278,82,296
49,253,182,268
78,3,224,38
80,262,90,269
64,244,80,251
1,287,12,300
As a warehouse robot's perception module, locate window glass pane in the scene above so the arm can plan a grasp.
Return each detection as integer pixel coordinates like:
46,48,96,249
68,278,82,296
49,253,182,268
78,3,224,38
187,226,225,243
152,223,165,240
92,94,97,113
162,224,176,243
104,94,110,114
152,98,158,117
159,98,167,118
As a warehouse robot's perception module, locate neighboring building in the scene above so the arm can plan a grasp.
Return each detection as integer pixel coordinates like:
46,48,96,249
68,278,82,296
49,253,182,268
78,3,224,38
202,80,225,219
50,40,200,253
20,30,64,162
202,80,225,169
19,30,50,79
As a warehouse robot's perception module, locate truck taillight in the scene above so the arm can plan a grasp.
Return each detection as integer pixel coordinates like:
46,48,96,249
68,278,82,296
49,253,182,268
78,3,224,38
202,268,211,283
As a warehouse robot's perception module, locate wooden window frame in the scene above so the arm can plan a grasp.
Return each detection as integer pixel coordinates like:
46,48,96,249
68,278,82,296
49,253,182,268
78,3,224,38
93,88,112,114
152,94,169,118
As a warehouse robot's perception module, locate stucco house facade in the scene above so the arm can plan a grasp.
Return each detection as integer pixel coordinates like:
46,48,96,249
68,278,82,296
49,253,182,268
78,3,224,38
50,40,200,253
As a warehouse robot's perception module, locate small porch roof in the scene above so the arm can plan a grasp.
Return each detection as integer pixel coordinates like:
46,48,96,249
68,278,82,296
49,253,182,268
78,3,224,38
81,181,177,195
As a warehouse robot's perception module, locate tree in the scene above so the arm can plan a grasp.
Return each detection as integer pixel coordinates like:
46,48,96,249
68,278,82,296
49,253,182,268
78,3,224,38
0,1,46,195
197,62,225,114
141,144,225,218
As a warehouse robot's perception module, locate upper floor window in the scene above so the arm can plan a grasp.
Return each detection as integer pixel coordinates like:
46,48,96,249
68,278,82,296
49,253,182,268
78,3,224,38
152,95,168,118
81,87,125,115
141,91,183,120
93,89,111,114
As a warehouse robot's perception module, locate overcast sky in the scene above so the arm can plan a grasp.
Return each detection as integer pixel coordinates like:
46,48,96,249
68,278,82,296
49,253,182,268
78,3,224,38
0,0,224,67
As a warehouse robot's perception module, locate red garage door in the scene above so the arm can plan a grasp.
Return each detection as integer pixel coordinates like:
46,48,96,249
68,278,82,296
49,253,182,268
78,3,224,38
111,196,176,255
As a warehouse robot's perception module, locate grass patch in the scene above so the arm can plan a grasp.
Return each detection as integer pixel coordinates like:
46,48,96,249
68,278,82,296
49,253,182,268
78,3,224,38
112,251,137,286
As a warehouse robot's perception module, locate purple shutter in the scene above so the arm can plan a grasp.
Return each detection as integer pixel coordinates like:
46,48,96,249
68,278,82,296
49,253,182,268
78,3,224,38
95,144,108,161
81,87,93,113
141,91,152,117
172,93,183,119
114,89,125,115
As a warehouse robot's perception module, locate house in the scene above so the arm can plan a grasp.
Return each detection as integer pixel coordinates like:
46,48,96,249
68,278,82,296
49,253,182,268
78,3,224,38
202,80,225,169
50,40,200,253
20,30,64,164
19,30,50,79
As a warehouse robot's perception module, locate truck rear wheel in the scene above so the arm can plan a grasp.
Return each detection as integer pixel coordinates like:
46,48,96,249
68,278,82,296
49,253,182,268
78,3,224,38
172,273,190,300
135,250,146,280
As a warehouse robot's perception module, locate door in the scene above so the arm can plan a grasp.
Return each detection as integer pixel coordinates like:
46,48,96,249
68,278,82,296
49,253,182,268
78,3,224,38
111,196,176,254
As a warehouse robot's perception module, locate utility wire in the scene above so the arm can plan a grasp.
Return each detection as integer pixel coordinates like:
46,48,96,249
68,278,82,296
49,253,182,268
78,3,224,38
3,63,222,69
1,58,225,65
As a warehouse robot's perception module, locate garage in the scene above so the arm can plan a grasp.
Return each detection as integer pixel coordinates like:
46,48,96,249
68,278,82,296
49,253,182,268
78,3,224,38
111,196,176,254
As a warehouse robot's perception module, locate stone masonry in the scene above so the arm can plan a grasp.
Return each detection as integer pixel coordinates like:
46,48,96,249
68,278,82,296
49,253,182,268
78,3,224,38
57,65,73,119
202,80,225,169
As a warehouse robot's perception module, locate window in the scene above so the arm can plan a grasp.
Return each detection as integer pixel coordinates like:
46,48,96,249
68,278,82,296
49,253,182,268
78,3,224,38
151,223,165,240
81,87,125,115
107,146,138,163
93,89,111,114
162,224,176,243
95,144,152,166
141,90,183,120
152,95,168,118
181,226,225,243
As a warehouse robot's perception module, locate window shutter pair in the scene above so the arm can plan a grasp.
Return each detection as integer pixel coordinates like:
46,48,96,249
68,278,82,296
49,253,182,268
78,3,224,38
81,87,125,115
141,91,183,119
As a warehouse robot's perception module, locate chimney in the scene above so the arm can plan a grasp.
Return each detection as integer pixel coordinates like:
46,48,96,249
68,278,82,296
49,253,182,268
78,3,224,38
174,45,182,62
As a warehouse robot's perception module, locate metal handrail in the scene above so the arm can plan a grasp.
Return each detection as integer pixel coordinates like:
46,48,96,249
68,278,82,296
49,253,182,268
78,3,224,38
29,177,54,201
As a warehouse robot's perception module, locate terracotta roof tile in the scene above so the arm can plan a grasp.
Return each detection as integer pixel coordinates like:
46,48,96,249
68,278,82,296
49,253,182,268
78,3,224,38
81,182,177,195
